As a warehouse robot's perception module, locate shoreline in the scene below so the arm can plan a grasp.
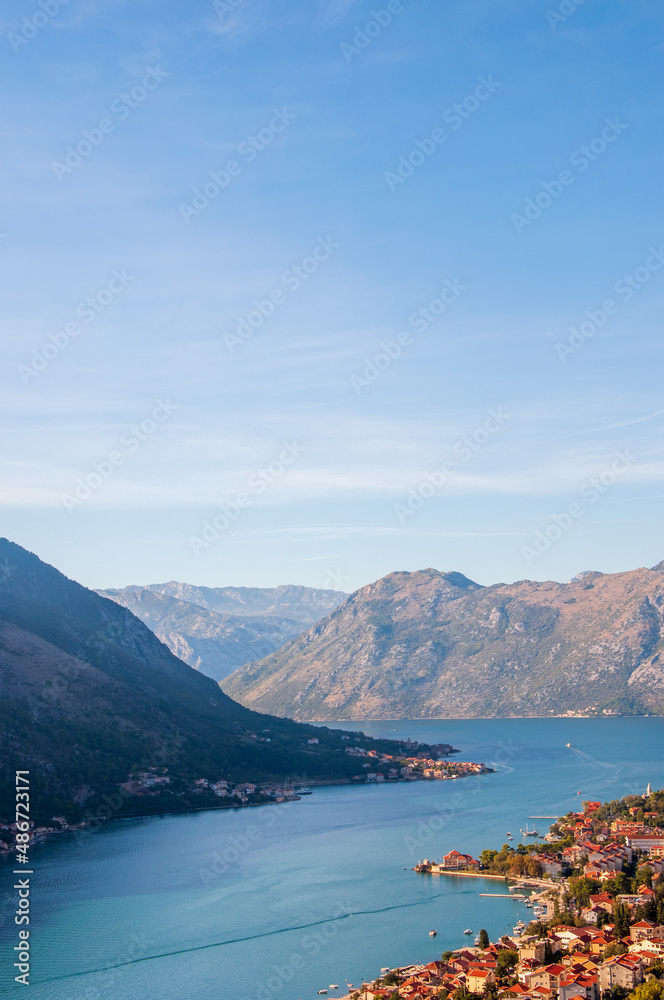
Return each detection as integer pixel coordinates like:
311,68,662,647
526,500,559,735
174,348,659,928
0,766,495,853
414,869,509,880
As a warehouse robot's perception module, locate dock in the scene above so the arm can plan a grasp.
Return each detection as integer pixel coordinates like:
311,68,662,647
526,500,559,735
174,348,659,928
479,892,526,899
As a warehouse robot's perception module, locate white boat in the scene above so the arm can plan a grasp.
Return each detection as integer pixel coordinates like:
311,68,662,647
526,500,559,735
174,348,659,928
295,786,312,794
464,928,473,935
329,986,339,991
429,929,438,936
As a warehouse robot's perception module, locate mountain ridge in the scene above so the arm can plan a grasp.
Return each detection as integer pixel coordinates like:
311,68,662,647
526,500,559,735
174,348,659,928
223,562,664,720
0,540,421,824
97,582,347,680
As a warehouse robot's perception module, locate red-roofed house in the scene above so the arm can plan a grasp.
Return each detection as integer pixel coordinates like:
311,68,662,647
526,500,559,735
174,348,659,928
467,969,496,993
441,849,480,870
599,955,643,991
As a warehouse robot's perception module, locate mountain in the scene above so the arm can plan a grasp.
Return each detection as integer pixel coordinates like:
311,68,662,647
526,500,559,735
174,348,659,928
97,583,346,681
0,540,423,824
101,581,346,622
222,565,664,720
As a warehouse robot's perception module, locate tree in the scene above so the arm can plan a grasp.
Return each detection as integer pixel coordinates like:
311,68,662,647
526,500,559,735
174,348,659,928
604,942,628,958
496,950,519,978
478,929,490,950
569,876,601,909
602,988,628,1000
613,901,631,940
627,981,664,1000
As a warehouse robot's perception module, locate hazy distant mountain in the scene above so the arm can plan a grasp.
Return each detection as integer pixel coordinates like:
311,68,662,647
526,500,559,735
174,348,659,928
0,540,405,823
223,564,664,720
103,582,347,622
98,584,347,681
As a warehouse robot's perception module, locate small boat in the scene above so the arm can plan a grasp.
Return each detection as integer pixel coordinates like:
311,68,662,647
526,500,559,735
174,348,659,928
318,992,328,996
295,786,312,794
464,928,473,935
566,743,572,748
329,987,339,991
429,929,438,936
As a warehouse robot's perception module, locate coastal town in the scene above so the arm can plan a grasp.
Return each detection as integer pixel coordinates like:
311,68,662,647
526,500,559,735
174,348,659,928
0,745,491,853
330,785,664,1000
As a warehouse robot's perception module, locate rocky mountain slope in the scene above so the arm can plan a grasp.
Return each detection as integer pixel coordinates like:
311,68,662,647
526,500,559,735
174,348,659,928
222,565,664,720
98,583,347,681
0,540,407,823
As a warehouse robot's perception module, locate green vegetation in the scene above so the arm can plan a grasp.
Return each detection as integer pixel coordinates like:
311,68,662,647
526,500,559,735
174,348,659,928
628,983,664,1000
478,844,543,878
0,539,455,826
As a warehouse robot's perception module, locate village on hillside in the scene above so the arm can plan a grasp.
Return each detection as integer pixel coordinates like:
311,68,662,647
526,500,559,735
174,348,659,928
334,786,664,1000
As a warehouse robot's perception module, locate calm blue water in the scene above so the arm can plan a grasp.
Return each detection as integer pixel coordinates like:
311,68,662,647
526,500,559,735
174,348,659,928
1,718,662,1000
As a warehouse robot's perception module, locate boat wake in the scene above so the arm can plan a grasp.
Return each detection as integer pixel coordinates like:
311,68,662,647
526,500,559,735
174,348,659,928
35,892,458,985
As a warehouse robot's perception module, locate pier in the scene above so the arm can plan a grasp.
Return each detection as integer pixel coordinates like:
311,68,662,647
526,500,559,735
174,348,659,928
479,892,526,898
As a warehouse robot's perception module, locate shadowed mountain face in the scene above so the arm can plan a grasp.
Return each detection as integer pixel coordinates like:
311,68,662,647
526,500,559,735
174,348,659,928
98,584,347,681
0,540,399,823
222,565,664,721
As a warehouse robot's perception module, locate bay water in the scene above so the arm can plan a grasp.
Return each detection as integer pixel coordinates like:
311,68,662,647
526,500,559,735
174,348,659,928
1,717,662,1000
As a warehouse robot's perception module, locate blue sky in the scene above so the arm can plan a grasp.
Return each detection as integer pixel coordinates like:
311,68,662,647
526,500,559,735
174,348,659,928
2,0,664,593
